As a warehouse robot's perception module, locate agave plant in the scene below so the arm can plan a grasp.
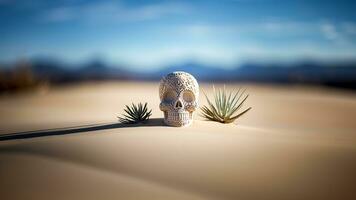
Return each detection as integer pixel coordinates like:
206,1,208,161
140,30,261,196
200,86,251,124
118,102,152,124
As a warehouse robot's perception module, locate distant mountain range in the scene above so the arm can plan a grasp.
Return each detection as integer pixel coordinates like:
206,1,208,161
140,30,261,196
2,58,356,90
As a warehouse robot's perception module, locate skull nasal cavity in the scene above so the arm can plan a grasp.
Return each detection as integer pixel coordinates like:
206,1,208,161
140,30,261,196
175,100,183,108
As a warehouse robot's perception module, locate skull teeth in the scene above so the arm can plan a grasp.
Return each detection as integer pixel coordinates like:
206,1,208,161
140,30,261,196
167,112,191,122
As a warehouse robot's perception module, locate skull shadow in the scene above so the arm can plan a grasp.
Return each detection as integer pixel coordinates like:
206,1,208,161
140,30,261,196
0,118,166,141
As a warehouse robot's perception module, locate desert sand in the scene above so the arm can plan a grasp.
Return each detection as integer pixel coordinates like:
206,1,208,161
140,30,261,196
1,82,356,200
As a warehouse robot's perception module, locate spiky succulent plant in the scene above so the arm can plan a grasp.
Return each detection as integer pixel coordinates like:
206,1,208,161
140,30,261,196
200,86,251,124
118,102,152,124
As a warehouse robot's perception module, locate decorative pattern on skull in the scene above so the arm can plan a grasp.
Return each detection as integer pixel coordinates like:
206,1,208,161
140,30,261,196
159,71,199,127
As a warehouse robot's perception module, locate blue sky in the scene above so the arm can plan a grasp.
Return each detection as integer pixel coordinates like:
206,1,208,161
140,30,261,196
1,0,356,69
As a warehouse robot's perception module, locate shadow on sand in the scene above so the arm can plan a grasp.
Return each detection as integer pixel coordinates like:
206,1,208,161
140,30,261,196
0,118,165,141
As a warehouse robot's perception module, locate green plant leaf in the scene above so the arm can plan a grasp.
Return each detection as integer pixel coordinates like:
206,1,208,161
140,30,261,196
118,102,152,124
200,86,251,124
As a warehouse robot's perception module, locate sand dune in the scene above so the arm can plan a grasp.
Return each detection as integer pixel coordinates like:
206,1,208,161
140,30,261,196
1,82,356,200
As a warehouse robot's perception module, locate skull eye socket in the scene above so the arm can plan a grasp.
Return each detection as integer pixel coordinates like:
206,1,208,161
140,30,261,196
183,90,195,103
163,90,176,102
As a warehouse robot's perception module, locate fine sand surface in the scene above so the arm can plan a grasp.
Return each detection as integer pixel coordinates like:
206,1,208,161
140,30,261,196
1,82,356,200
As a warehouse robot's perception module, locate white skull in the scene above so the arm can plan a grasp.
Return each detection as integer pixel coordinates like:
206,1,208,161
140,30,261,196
159,71,199,127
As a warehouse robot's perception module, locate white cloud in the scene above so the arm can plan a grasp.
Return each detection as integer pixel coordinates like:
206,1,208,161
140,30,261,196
320,22,338,40
178,21,356,46
133,21,356,67
41,1,192,23
319,21,356,46
177,21,317,37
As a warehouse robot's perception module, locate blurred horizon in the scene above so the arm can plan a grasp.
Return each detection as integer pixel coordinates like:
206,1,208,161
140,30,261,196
1,0,356,70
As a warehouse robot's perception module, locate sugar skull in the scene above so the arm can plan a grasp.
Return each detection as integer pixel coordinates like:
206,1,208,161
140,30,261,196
159,71,199,127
